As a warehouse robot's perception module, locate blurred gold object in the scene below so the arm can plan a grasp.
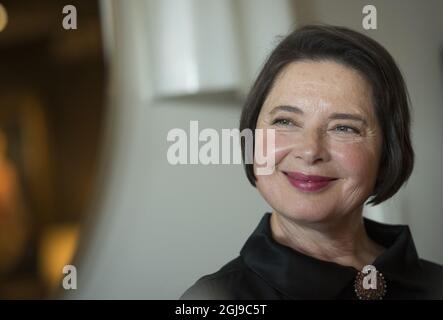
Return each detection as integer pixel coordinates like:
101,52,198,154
0,131,28,275
39,224,79,290
0,3,8,32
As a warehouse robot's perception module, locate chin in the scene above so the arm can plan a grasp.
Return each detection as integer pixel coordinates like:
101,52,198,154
276,203,337,224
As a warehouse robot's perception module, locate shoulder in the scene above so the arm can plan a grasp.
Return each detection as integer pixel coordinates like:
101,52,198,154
180,256,280,300
418,258,443,282
416,258,443,298
180,257,248,300
420,258,443,271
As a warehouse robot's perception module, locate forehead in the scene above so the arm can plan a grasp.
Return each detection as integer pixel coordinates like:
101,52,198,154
263,60,374,115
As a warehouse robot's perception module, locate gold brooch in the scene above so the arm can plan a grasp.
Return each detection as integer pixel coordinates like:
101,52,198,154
354,265,387,300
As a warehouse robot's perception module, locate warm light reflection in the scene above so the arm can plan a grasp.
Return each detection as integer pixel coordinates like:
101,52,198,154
39,224,79,290
0,4,7,32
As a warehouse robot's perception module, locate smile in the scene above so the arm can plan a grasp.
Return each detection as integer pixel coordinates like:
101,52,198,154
283,171,339,193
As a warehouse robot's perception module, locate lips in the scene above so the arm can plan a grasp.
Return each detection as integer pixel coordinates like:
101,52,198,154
284,171,338,192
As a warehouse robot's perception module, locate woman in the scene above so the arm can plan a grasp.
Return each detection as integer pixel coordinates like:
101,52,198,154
181,25,443,299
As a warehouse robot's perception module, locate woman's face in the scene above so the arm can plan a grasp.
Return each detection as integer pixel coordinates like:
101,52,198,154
254,60,383,224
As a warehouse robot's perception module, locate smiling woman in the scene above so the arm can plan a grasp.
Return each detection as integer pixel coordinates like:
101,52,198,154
181,25,443,300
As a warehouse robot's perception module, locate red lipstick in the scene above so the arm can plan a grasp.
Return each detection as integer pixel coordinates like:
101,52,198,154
284,171,338,192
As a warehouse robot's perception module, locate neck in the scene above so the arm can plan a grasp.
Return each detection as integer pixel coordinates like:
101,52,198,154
270,210,384,271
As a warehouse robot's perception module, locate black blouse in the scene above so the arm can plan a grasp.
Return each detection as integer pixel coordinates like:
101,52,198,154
181,213,443,299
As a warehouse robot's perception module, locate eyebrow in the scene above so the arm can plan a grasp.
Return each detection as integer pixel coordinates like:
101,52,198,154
269,105,304,115
328,112,367,125
270,105,367,125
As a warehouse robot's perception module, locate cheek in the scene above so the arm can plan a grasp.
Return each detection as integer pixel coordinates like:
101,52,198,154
332,143,380,180
274,132,294,163
253,131,294,172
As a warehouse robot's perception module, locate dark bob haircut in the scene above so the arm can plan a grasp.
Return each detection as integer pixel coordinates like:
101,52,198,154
239,24,414,206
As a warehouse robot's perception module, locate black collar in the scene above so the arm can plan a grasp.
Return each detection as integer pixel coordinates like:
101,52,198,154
240,213,423,299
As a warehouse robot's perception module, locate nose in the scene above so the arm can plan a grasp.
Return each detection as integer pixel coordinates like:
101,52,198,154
291,129,330,165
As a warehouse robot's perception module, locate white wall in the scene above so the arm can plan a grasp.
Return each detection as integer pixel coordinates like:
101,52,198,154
68,0,291,299
68,0,443,299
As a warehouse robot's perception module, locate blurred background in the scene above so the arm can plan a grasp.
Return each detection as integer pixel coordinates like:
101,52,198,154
0,0,105,298
0,0,442,299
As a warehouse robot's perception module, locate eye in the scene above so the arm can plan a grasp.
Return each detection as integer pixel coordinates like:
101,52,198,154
332,125,360,134
272,118,294,126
